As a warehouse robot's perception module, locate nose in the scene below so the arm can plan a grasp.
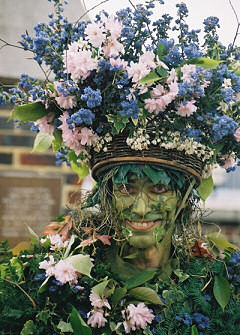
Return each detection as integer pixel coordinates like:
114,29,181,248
131,193,151,218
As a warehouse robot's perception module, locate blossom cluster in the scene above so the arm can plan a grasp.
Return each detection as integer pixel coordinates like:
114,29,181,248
1,0,240,175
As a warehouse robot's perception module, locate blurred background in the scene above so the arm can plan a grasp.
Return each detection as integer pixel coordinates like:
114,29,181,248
0,0,240,245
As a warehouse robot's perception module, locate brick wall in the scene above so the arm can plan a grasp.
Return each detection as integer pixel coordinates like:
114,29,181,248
0,107,88,211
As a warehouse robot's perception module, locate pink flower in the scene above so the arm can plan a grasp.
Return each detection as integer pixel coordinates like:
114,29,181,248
87,310,107,328
139,51,156,69
103,16,123,39
85,21,106,48
151,84,165,99
49,234,68,250
144,98,166,114
79,127,99,146
89,291,111,310
177,100,197,117
56,95,76,109
53,260,78,285
220,157,235,169
39,255,56,277
35,113,54,134
58,113,85,155
127,62,150,83
102,38,124,57
168,80,179,97
234,127,240,142
122,303,154,333
166,69,177,84
109,57,127,69
181,64,197,84
64,48,97,80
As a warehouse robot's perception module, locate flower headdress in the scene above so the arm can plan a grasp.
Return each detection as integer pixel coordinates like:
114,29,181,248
2,0,240,192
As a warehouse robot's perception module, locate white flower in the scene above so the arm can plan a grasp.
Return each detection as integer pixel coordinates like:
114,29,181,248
89,291,111,310
87,309,107,328
39,255,56,277
53,260,78,285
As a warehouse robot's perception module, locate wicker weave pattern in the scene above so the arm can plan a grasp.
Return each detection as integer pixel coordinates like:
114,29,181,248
91,133,204,182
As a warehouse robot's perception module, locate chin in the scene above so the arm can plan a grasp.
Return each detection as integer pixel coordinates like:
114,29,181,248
128,236,157,249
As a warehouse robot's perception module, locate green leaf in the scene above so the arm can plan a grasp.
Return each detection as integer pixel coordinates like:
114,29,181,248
183,57,222,69
9,102,48,121
213,275,231,310
20,320,35,335
126,271,156,290
0,264,7,279
156,66,168,78
10,257,24,280
66,254,93,277
139,71,160,85
197,175,214,201
32,131,53,153
157,43,164,59
63,234,76,259
143,166,170,185
174,269,190,282
70,161,89,181
27,226,39,246
52,130,63,151
191,325,199,335
129,287,164,305
70,306,92,335
111,287,127,304
36,310,52,326
92,279,109,297
57,321,73,333
207,232,238,251
38,276,51,293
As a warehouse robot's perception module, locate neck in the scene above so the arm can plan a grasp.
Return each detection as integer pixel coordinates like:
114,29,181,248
127,226,174,269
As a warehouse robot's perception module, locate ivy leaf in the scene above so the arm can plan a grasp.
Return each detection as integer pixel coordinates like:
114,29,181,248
197,175,213,201
207,232,238,251
129,287,164,305
111,287,127,304
10,257,24,280
126,271,156,290
57,321,73,333
32,131,53,152
183,57,222,69
191,325,199,335
70,306,92,335
213,275,231,310
143,166,170,185
66,254,93,277
139,71,160,85
9,102,49,121
20,320,35,335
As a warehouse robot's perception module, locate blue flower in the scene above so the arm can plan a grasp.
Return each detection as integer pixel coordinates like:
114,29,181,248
120,99,140,119
69,108,95,126
81,87,102,108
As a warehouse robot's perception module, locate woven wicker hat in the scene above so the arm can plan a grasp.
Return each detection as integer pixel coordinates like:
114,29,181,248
91,132,203,184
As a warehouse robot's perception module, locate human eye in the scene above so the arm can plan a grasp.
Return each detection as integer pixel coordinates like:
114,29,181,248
119,184,137,195
150,185,167,194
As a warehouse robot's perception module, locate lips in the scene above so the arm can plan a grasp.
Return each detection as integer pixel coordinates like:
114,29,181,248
126,220,159,231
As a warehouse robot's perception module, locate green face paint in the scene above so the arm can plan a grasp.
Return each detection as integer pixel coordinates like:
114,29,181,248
113,175,179,249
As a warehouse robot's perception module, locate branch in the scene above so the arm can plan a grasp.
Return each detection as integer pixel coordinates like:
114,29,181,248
229,0,240,48
0,38,25,51
74,0,110,25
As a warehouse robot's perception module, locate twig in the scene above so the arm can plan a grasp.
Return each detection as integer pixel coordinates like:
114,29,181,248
74,0,110,25
1,277,36,308
0,38,25,51
229,0,240,48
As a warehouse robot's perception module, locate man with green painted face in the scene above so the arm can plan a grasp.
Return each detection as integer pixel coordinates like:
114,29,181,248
98,164,195,278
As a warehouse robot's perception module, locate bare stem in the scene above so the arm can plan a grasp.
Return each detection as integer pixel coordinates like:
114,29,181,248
0,38,25,51
74,0,110,25
229,0,240,48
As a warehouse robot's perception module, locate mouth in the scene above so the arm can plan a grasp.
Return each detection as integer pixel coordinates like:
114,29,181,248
126,220,159,231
